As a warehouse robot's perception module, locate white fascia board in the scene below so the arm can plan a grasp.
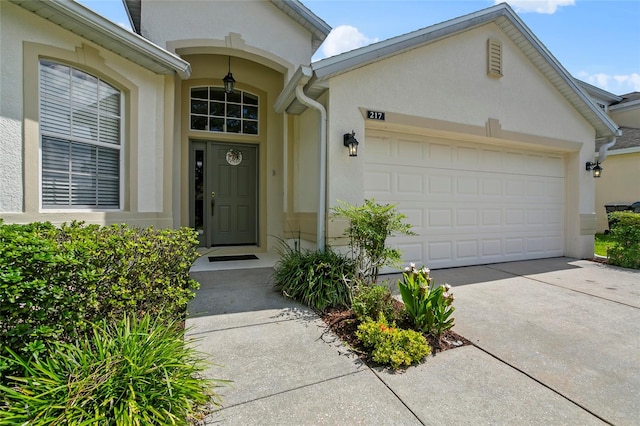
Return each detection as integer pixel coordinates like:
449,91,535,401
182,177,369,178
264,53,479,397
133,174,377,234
280,0,331,37
576,80,623,103
312,5,509,80
273,65,314,113
598,146,640,156
610,99,640,112
270,0,331,53
12,0,191,79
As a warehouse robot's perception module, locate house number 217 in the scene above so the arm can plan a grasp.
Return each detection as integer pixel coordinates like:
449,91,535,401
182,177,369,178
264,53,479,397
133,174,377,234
367,110,385,120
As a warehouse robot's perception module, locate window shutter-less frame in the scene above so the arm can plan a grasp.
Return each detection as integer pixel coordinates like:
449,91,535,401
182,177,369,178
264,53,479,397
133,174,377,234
487,38,503,78
39,61,121,209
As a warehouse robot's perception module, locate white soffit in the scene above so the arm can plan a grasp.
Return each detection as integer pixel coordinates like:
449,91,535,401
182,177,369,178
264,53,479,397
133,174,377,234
12,0,191,79
309,3,619,139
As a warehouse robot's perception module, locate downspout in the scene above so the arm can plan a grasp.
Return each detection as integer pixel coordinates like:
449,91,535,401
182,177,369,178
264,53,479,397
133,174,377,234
294,85,327,251
596,137,617,163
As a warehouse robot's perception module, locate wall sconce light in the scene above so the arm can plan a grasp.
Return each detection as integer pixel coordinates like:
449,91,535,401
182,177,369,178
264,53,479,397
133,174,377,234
343,131,359,157
586,161,602,178
223,56,236,94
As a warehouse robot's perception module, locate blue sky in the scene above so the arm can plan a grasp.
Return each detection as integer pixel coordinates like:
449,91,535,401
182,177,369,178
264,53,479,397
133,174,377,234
78,0,639,95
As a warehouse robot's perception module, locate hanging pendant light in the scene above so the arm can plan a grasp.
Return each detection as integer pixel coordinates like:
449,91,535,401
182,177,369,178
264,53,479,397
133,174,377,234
223,56,236,94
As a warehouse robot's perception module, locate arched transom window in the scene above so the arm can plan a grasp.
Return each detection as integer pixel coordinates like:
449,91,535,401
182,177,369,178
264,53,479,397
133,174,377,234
190,87,258,135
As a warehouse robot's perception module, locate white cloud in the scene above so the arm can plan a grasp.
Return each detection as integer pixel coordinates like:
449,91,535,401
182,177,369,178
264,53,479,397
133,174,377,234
577,71,640,95
319,25,379,59
494,0,575,14
613,74,640,92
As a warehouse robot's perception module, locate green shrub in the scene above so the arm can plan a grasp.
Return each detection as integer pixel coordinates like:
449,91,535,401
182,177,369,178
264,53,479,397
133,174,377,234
0,221,200,370
0,314,225,425
356,314,431,370
273,243,356,312
332,199,415,283
607,212,640,269
397,264,455,338
352,283,398,322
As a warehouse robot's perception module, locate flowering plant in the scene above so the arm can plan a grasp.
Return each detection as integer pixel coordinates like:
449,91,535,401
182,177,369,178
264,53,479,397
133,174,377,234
397,263,455,338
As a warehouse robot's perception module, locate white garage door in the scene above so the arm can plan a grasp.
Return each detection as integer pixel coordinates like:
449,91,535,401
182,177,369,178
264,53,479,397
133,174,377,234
364,130,565,269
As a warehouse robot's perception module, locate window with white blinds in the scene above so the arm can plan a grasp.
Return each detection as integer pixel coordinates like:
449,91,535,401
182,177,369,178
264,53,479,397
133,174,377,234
39,60,122,209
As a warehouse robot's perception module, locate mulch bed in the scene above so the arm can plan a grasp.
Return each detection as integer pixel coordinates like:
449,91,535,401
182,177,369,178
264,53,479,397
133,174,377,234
321,300,471,367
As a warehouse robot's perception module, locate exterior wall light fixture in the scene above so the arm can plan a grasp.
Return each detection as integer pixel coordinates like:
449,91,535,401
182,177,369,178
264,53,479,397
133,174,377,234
223,56,236,94
586,161,602,178
343,131,359,157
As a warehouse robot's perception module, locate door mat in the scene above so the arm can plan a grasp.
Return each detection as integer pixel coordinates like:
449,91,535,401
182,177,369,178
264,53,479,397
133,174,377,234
208,254,259,262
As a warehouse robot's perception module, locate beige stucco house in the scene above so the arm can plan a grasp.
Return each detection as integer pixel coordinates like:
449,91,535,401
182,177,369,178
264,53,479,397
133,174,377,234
0,0,621,269
578,83,640,232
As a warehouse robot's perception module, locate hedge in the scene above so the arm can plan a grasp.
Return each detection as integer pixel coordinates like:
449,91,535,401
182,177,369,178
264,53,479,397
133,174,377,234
607,212,640,269
0,221,200,369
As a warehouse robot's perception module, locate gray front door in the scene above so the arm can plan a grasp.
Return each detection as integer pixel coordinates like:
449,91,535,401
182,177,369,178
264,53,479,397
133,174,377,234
190,141,258,247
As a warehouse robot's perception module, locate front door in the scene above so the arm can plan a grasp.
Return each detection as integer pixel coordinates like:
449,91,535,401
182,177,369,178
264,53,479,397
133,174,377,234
190,141,258,247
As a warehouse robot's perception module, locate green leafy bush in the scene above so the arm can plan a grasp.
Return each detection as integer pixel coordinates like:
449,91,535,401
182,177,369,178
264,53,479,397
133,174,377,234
352,283,398,322
0,221,200,369
332,199,415,283
607,212,640,269
397,264,455,338
0,314,225,425
273,243,356,312
356,314,431,370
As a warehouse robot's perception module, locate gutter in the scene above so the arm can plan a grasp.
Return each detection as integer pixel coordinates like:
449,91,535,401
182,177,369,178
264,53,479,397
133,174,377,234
274,66,327,250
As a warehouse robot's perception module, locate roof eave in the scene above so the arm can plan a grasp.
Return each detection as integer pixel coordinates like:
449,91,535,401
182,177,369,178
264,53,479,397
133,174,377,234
575,79,623,103
12,0,191,79
501,7,620,139
270,0,331,54
312,6,508,80
311,3,619,139
609,99,640,112
274,65,314,113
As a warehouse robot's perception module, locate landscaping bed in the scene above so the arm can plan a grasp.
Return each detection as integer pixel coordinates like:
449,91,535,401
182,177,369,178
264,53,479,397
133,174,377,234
321,298,472,368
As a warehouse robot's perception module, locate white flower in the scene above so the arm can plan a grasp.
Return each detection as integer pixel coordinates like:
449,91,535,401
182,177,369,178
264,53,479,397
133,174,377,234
410,262,416,269
420,267,430,275
444,283,452,291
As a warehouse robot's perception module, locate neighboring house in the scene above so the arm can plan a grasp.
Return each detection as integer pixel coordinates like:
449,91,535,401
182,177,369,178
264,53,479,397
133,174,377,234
578,82,640,232
0,1,620,269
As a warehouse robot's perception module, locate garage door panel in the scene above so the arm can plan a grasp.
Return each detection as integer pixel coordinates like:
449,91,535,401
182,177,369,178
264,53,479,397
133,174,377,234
366,130,565,269
390,233,563,269
364,170,392,193
397,172,424,194
456,209,478,227
397,138,425,161
429,143,454,163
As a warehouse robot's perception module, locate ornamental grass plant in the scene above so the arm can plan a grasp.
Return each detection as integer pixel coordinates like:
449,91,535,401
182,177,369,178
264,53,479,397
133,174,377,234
273,241,357,312
0,314,225,425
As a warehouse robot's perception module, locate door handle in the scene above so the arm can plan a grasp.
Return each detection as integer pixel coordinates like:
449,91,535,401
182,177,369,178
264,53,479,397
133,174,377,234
211,192,215,216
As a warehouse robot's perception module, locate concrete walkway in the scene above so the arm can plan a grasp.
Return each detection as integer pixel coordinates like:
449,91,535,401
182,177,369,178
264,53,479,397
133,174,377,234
187,257,640,425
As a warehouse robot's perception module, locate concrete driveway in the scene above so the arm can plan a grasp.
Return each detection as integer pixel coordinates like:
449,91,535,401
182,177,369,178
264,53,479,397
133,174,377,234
426,257,640,425
188,257,639,425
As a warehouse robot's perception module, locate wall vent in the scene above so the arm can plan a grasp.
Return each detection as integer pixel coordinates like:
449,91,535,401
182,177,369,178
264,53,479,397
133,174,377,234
487,38,503,78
